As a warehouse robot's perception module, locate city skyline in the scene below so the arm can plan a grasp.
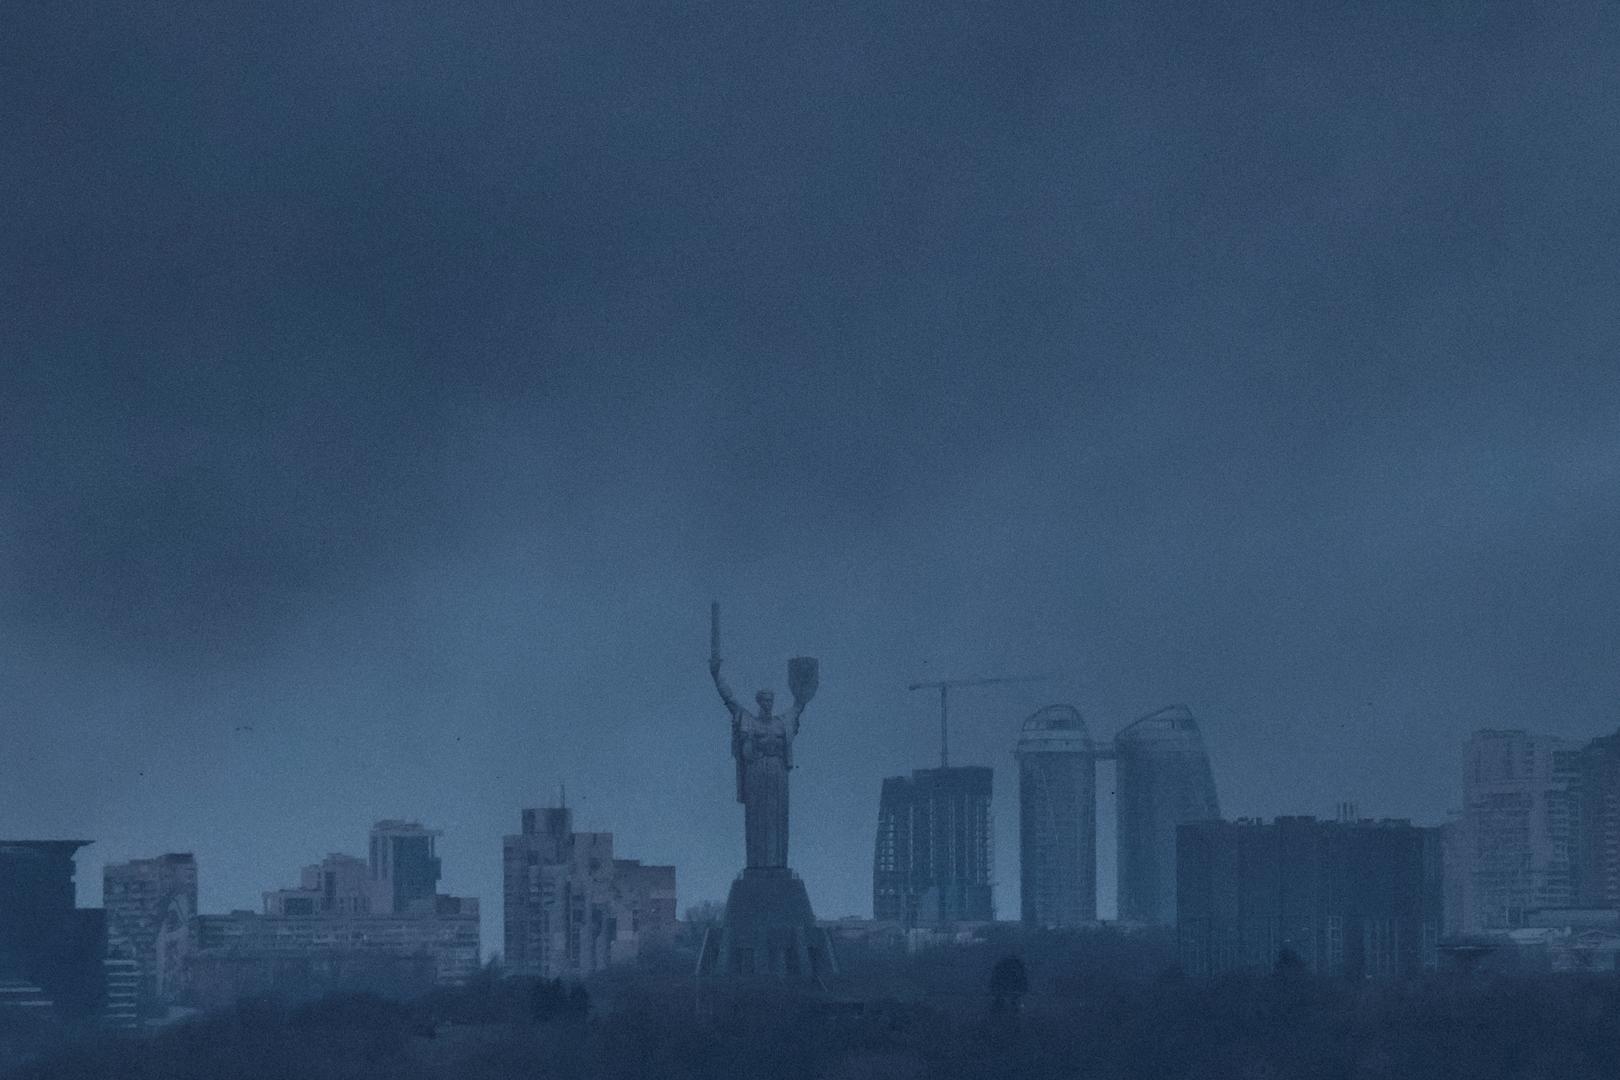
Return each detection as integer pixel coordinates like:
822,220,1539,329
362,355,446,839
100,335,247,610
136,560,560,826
29,704,1620,960
17,709,1620,1023
6,1,1620,960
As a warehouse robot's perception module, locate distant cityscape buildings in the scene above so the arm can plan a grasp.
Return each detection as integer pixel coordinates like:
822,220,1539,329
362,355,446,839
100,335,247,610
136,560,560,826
873,767,995,926
738,688,1620,981
171,820,479,1010
872,694,1620,982
3,798,682,1028
877,701,1223,933
502,806,676,980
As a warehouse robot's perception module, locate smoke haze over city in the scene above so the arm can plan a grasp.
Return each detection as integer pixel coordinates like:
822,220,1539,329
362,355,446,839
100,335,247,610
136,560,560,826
4,1,1619,955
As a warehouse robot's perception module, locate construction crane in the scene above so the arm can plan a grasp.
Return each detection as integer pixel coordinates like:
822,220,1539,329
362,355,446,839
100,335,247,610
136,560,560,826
907,675,1053,768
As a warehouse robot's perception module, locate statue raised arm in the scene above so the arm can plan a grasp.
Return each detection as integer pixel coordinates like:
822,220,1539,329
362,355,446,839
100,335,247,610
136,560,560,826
710,602,748,719
711,656,747,718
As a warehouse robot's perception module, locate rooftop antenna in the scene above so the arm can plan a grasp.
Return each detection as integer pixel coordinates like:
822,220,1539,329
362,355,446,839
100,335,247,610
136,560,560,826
907,675,1054,767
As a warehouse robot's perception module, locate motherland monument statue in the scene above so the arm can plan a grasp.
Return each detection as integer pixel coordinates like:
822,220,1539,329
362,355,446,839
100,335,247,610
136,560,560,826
696,603,837,981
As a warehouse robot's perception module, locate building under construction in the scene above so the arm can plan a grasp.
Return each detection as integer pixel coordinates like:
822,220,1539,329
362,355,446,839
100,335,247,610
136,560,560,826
1017,705,1096,928
873,767,995,926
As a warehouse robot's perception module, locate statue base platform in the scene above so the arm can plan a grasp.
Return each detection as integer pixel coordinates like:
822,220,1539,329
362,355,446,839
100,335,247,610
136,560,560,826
695,867,837,982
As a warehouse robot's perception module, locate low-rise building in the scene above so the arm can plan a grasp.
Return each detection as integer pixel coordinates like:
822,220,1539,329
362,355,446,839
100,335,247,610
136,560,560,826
175,901,479,1008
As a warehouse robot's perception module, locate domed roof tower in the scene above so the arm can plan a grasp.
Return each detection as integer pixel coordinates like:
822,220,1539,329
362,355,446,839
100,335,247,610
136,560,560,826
1114,705,1221,925
1018,705,1098,928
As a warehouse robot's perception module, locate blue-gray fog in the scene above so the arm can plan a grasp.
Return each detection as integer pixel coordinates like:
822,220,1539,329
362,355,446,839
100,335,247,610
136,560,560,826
3,3,1617,945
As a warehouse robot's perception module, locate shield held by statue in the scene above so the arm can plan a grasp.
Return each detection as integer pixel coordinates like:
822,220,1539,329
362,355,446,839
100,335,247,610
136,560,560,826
788,657,819,704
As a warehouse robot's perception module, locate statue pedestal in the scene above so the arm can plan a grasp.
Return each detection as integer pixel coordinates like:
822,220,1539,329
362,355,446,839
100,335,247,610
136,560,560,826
695,867,837,982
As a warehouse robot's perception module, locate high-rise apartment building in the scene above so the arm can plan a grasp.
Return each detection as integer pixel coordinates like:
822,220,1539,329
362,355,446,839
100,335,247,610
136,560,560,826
1458,730,1580,931
1177,816,1443,978
1018,705,1096,928
872,766,995,926
1115,705,1221,926
502,806,676,980
1578,728,1620,909
102,853,197,1014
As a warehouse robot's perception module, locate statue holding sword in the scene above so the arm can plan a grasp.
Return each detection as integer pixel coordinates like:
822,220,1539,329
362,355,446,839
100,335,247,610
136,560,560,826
709,602,819,871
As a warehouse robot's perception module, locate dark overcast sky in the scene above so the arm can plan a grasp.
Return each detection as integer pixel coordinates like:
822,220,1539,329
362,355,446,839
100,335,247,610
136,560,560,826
3,2,1619,942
